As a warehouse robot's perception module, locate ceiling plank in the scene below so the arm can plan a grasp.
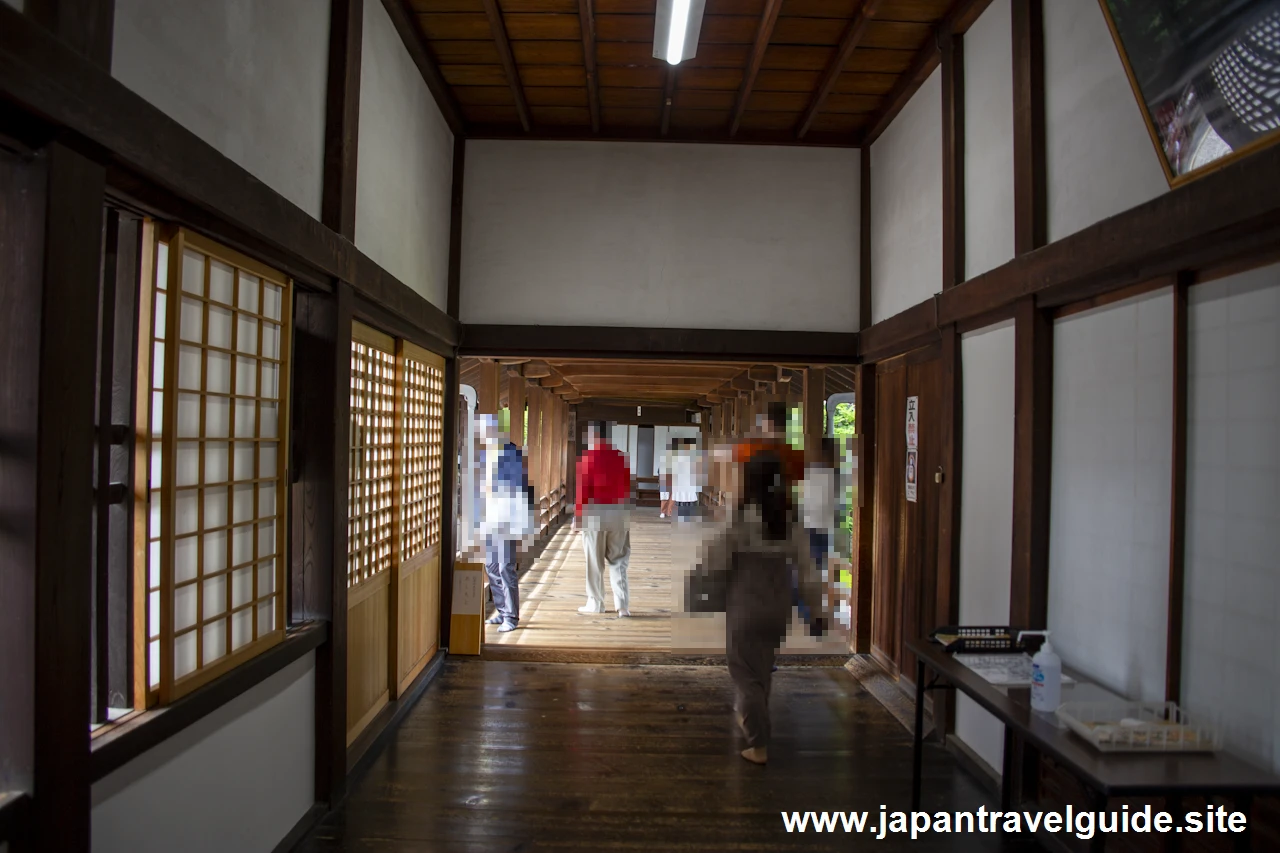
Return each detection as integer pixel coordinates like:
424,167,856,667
794,0,884,139
480,0,533,132
728,0,783,137
577,0,602,132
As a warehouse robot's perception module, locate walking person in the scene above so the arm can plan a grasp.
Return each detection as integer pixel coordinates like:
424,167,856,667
671,438,703,522
573,421,632,616
798,437,838,625
658,438,675,519
690,452,831,765
478,416,534,633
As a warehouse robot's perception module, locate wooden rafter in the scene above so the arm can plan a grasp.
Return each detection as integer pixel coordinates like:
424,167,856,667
480,0,531,133
795,0,884,140
859,0,994,148
577,0,601,133
379,0,464,136
729,0,783,138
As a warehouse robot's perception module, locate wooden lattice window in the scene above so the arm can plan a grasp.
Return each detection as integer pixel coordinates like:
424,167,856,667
137,226,292,703
399,342,445,561
348,323,396,588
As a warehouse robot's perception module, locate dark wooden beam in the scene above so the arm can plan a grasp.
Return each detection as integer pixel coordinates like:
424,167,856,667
941,29,964,289
661,66,678,137
796,0,883,140
378,0,464,136
577,0,601,134
860,147,871,329
480,0,531,133
468,123,859,148
857,140,1280,362
34,142,103,853
26,0,114,68
437,354,459,648
446,138,465,319
321,0,363,240
0,5,462,350
1009,297,1052,630
859,37,939,147
729,0,783,138
1011,0,1046,255
1165,271,1190,703
461,325,859,362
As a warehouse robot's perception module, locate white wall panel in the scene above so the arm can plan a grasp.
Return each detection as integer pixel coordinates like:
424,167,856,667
1044,0,1167,243
955,319,1015,773
1048,289,1172,702
111,0,328,219
1184,264,1280,774
460,141,858,331
92,652,316,853
963,0,1014,279
871,67,942,323
356,0,454,310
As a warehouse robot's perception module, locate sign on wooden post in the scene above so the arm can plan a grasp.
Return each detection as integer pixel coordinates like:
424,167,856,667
905,395,919,503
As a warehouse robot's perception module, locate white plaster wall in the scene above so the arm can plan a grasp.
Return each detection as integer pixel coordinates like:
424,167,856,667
954,319,1015,774
356,0,454,310
963,0,1014,280
460,141,859,331
871,68,942,323
1183,264,1280,774
92,653,316,853
111,0,328,219
1043,0,1168,243
1047,290,1173,702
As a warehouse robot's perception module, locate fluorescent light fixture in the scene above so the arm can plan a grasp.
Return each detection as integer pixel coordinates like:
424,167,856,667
653,0,706,66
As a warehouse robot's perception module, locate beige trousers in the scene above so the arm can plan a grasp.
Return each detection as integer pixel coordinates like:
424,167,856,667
580,506,630,612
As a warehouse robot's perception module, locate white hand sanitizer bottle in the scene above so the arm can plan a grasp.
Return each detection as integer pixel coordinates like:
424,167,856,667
1017,630,1061,712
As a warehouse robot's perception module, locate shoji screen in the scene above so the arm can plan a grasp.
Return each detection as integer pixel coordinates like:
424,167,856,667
139,227,293,703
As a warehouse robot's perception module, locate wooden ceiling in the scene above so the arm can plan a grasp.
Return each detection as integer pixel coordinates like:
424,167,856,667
405,0,975,146
461,357,856,407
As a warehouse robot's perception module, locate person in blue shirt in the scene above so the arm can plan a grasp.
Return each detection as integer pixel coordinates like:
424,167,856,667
478,416,534,633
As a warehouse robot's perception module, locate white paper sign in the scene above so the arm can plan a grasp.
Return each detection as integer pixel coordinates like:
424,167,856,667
451,566,483,616
905,396,919,503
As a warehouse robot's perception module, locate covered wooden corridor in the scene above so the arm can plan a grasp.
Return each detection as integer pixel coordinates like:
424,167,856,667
482,509,851,660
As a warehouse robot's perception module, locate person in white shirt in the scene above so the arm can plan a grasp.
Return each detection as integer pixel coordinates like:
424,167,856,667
671,438,703,521
801,437,837,578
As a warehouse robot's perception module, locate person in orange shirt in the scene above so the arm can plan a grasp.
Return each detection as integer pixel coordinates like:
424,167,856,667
733,401,804,486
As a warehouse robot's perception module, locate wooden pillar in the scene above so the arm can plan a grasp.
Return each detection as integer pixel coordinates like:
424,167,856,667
941,29,964,289
508,371,525,448
438,354,458,648
1012,0,1046,256
934,325,963,737
476,360,500,415
33,141,104,853
1009,296,1052,630
320,0,362,240
852,363,876,654
446,138,465,319
526,385,543,519
1166,272,1190,703
804,367,826,447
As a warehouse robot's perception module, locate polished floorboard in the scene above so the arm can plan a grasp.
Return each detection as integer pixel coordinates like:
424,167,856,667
483,509,848,657
296,659,1038,852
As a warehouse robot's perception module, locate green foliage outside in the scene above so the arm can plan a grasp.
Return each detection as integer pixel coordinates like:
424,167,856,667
832,402,856,566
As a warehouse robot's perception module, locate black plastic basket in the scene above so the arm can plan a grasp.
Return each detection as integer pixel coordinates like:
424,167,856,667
930,625,1037,654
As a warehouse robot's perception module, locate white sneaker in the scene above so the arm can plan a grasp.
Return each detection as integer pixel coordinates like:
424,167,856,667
577,604,604,614
618,609,631,618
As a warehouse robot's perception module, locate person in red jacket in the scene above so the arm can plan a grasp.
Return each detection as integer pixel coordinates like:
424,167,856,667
573,421,633,616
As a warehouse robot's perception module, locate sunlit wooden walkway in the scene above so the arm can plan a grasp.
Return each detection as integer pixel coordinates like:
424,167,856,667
484,509,849,660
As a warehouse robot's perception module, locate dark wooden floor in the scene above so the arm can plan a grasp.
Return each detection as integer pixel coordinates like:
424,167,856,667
297,659,1039,852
